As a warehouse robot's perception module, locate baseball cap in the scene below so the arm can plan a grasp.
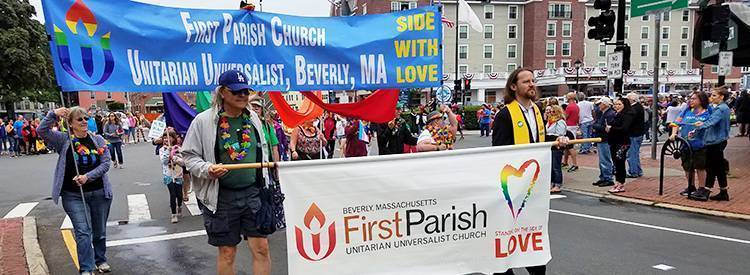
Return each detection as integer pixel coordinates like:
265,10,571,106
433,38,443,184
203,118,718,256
427,110,443,122
249,99,263,108
219,70,252,92
596,97,613,105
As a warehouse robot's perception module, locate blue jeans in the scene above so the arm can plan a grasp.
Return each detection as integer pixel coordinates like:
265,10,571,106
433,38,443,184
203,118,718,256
551,149,564,187
0,136,7,152
479,123,490,137
579,121,593,152
109,142,123,164
627,136,643,176
9,136,19,154
61,189,111,272
597,142,614,182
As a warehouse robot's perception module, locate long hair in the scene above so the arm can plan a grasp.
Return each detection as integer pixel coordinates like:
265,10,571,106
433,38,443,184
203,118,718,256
693,91,709,109
105,112,121,126
504,68,534,104
617,97,631,114
212,86,228,108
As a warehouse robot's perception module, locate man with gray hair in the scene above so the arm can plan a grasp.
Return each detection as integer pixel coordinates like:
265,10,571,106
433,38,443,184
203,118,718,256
626,92,645,178
592,97,617,186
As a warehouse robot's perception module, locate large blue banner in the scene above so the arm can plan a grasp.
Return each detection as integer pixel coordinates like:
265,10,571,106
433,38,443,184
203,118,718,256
42,0,443,92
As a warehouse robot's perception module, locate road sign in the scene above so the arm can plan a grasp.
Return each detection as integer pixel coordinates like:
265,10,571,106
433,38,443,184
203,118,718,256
435,85,452,103
607,51,623,80
718,51,734,76
630,0,688,17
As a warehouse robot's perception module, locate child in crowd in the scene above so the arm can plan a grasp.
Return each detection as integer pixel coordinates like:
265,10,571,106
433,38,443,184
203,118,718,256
159,128,184,223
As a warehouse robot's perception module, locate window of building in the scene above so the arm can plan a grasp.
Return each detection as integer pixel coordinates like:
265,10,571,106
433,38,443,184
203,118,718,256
662,11,670,21
390,1,399,11
508,24,517,39
458,25,468,39
599,44,607,57
548,3,571,19
640,62,648,70
661,26,670,40
546,60,556,69
484,44,493,58
598,62,607,68
484,5,494,19
640,44,648,57
107,92,112,99
546,41,556,56
507,63,517,72
459,65,468,74
681,27,689,39
391,1,415,11
508,44,517,58
562,22,572,37
660,62,668,69
561,41,571,56
680,44,688,57
642,15,649,21
661,44,669,57
458,44,468,59
682,10,690,22
624,25,629,39
742,67,750,73
90,91,95,99
680,61,688,70
483,64,493,73
711,66,718,73
546,22,556,37
508,5,518,19
641,26,649,39
561,60,571,68
408,1,416,9
484,24,494,39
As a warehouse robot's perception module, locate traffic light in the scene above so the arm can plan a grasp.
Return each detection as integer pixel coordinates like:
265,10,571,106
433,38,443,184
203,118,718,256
463,78,471,91
620,44,631,71
454,79,462,93
588,0,615,42
710,5,731,42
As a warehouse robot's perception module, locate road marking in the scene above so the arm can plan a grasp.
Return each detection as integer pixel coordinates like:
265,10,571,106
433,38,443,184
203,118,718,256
550,194,567,199
61,229,79,269
3,202,39,218
550,209,750,245
185,192,201,216
106,230,206,247
652,264,675,271
127,194,151,222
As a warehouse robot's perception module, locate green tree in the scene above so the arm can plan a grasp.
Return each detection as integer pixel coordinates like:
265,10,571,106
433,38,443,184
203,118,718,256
0,0,57,118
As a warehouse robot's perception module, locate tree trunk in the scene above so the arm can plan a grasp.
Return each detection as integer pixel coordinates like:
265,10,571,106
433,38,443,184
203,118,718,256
3,101,15,119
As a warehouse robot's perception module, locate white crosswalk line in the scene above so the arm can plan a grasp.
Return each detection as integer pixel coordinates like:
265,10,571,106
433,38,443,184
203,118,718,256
652,264,675,271
127,194,152,222
3,202,39,218
550,194,567,199
61,215,73,230
185,192,201,216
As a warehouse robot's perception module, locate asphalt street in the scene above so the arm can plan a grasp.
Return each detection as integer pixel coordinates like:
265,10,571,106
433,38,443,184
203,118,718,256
1,131,748,275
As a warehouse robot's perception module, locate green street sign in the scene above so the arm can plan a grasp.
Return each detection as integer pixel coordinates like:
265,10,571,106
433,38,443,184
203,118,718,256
630,0,689,17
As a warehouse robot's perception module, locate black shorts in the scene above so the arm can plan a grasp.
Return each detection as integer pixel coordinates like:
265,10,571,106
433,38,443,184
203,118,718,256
198,186,266,247
681,148,707,171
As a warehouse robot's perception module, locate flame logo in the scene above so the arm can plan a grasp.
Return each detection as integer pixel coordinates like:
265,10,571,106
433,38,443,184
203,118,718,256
294,203,336,261
499,159,541,220
52,0,114,85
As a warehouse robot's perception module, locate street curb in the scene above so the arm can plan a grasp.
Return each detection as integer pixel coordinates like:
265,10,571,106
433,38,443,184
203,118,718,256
563,188,750,221
22,217,50,275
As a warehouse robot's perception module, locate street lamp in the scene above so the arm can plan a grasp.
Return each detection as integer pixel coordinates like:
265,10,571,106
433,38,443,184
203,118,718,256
699,64,705,93
574,59,582,93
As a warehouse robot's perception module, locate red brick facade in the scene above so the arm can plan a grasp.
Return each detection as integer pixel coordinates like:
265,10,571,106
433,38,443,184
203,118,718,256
523,0,587,69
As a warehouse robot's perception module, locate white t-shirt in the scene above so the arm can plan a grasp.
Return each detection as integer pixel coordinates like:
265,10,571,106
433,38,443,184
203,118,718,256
578,100,595,124
518,102,539,142
335,120,346,137
417,129,434,144
665,106,682,123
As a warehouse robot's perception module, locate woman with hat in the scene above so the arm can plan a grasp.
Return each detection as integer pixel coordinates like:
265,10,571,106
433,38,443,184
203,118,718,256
416,105,458,152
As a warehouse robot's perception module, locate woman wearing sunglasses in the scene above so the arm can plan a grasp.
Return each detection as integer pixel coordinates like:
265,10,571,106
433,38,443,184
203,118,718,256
38,107,113,275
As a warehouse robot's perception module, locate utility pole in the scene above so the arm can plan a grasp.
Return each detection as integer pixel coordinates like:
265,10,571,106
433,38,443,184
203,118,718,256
613,0,626,95
651,13,661,160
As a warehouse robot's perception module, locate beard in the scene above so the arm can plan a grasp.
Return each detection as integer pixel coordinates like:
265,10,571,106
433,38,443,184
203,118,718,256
518,87,537,101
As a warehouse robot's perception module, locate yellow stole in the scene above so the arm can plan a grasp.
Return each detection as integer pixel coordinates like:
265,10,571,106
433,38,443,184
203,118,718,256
507,100,545,144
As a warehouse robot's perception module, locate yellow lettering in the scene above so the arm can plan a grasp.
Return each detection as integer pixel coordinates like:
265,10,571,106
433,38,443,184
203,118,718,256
397,67,404,83
414,14,425,30
406,66,416,83
394,40,411,58
396,16,407,32
428,64,438,81
426,12,435,30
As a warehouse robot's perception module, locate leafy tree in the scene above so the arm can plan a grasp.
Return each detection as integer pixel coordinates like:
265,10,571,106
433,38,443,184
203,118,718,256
0,0,57,117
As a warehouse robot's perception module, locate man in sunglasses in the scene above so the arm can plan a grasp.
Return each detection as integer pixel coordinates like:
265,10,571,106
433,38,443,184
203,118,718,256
182,69,273,275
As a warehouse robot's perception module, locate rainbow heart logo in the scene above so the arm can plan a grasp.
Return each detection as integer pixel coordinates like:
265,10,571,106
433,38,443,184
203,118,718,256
499,159,541,220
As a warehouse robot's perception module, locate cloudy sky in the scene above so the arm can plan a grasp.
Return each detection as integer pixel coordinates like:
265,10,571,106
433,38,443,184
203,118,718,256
29,0,333,22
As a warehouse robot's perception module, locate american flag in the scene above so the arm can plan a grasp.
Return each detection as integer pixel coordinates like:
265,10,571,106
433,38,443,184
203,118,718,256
441,16,455,28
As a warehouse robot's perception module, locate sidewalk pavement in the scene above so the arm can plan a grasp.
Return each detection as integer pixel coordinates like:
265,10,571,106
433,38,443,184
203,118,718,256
0,217,49,275
563,136,750,220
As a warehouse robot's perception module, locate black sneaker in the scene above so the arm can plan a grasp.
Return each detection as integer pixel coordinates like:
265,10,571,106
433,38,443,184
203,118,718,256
688,188,710,201
592,180,604,186
567,166,579,172
626,174,641,178
709,190,729,201
679,186,696,196
597,181,615,187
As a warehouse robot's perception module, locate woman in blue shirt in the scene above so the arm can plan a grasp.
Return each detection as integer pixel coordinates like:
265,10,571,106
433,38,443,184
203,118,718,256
669,92,711,200
695,87,732,201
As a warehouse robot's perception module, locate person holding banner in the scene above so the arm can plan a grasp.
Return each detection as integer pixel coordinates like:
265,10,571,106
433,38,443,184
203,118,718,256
182,70,272,275
38,107,113,275
491,68,569,275
416,105,458,152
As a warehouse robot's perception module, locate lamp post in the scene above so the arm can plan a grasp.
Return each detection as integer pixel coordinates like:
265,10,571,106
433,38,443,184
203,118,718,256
699,63,705,92
574,59,582,93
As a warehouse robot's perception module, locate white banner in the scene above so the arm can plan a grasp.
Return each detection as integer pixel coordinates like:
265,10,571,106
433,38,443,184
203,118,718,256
279,144,553,274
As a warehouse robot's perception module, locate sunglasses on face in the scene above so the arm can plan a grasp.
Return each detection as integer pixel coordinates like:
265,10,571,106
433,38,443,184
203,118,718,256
76,116,90,122
230,89,251,96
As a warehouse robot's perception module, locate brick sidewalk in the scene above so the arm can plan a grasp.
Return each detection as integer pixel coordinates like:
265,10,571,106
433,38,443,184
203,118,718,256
0,218,30,275
572,137,750,216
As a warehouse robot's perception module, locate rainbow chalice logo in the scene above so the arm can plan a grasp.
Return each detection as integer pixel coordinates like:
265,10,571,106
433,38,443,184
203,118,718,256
53,0,114,85
499,159,541,220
